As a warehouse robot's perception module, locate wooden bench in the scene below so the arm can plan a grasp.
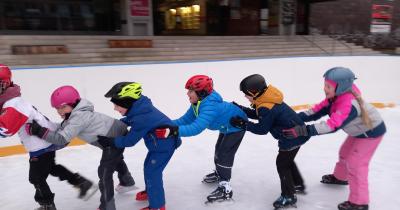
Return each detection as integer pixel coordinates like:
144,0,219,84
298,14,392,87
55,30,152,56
108,40,153,48
12,45,68,55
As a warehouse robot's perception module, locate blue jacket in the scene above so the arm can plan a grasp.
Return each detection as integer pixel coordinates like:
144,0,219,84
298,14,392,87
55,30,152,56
174,91,247,137
114,95,181,152
240,85,310,150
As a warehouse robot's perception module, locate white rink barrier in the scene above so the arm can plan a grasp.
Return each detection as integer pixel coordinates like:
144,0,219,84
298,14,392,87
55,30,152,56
1,56,399,155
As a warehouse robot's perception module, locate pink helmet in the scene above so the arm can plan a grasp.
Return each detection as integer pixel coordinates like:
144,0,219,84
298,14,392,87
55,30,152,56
50,85,81,108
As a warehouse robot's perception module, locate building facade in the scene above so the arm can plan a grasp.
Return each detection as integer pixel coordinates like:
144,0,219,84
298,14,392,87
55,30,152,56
0,0,399,37
310,0,400,35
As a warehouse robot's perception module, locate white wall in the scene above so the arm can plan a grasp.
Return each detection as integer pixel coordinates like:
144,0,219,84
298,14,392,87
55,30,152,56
3,56,399,147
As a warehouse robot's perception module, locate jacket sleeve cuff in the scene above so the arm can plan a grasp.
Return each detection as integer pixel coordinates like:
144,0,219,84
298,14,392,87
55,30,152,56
307,125,319,136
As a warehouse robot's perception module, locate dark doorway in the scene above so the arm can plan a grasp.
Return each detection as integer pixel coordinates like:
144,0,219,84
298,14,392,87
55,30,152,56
296,0,310,35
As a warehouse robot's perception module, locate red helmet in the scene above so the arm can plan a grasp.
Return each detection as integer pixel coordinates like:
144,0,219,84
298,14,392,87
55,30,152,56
185,75,213,94
0,64,12,90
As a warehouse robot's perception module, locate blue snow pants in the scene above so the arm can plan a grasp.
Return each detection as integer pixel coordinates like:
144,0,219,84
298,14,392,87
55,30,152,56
144,150,174,208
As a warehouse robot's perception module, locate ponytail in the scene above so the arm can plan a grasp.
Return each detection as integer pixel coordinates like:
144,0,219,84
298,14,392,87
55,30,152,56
350,90,373,129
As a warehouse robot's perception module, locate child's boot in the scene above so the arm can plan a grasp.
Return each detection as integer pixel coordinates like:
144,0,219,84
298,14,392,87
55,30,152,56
321,174,348,185
139,206,165,210
136,190,148,201
294,184,306,194
202,170,220,184
273,194,297,209
34,203,57,210
74,173,98,200
206,181,233,203
338,201,368,210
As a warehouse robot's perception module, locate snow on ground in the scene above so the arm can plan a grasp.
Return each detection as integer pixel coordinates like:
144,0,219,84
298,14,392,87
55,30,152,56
1,107,399,210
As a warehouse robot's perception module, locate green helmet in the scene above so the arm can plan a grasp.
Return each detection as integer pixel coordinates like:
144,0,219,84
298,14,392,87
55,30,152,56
105,82,142,100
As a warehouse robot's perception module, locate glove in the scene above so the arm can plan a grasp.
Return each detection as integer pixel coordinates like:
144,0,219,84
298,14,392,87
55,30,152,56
282,125,309,139
97,136,116,149
155,125,179,138
230,116,248,130
25,120,49,139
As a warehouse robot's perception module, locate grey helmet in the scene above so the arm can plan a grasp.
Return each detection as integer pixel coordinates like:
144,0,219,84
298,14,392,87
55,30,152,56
323,67,356,96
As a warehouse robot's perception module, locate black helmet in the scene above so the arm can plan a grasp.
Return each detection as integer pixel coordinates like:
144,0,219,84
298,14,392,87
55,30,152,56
105,82,142,109
240,74,267,98
105,82,142,99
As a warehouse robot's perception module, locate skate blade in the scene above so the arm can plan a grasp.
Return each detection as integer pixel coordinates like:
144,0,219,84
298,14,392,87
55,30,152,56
202,180,219,184
82,185,99,201
274,204,297,210
320,180,348,185
204,198,235,205
115,185,140,194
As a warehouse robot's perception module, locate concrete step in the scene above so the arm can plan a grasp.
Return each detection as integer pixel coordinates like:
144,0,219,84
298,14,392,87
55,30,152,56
4,48,328,65
0,35,381,67
69,43,320,53
3,46,379,65
0,46,330,60
0,35,313,41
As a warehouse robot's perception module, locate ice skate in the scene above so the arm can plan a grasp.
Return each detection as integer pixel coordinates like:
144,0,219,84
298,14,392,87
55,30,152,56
205,181,233,204
338,201,368,210
294,184,306,195
34,203,57,210
321,174,348,185
136,190,148,201
273,194,297,209
139,206,165,210
74,175,98,201
202,170,220,184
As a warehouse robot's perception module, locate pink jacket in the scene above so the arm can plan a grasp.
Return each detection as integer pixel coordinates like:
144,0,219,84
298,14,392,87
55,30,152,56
300,85,386,138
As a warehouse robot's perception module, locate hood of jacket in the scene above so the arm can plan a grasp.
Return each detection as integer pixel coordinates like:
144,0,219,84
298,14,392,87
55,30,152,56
253,85,283,111
201,91,222,104
125,95,153,120
73,98,94,113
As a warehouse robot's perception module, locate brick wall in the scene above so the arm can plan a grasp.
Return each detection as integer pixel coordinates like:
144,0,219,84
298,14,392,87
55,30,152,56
310,0,400,34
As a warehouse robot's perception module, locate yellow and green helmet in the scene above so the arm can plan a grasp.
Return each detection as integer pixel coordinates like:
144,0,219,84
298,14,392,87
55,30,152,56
105,82,142,108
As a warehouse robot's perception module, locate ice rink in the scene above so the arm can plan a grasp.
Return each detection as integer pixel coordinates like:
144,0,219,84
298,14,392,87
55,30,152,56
1,56,399,210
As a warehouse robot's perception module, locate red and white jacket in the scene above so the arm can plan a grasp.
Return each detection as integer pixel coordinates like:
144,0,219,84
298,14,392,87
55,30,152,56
1,97,57,155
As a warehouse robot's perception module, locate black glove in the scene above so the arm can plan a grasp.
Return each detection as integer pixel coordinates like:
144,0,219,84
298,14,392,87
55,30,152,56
230,116,248,130
97,136,117,149
155,125,179,138
25,120,49,139
282,125,309,139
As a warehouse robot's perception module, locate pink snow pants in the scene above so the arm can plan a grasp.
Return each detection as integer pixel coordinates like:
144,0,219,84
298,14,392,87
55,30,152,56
333,135,383,205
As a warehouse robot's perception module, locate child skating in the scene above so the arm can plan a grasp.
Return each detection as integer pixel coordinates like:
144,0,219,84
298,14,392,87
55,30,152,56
96,82,181,210
0,64,94,210
283,67,386,210
229,74,310,209
26,85,136,210
155,75,247,203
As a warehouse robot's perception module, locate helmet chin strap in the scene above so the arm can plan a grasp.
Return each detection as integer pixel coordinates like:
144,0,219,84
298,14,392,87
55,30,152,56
246,91,258,99
247,87,267,100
